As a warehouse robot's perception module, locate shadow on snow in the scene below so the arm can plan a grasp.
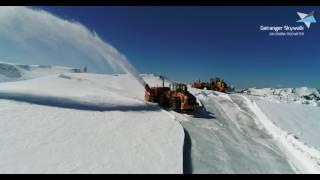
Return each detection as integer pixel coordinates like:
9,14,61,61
0,92,160,112
183,128,193,174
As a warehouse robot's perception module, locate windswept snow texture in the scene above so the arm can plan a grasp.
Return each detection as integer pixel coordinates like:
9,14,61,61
0,66,184,174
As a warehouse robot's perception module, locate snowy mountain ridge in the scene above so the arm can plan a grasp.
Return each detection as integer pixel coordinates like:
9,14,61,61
241,87,320,107
0,61,81,82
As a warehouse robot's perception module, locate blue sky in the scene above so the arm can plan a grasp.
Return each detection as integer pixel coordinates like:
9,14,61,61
4,6,320,88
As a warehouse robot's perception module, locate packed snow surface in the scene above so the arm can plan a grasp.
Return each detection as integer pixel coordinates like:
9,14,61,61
0,100,183,173
0,64,184,174
179,88,295,173
183,87,320,173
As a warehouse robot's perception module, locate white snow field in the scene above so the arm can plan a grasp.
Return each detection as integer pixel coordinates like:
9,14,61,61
228,95,320,173
182,87,320,174
178,88,295,174
242,87,320,107
255,100,320,149
1,62,320,174
0,61,81,83
239,87,320,173
0,63,184,174
0,100,183,174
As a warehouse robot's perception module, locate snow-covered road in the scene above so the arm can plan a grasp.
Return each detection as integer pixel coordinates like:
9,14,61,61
175,91,294,173
175,87,320,173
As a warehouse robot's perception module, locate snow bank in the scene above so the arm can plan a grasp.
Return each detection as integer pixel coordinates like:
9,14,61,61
140,74,171,87
177,88,295,173
0,74,147,111
187,87,320,173
0,99,184,173
255,100,320,149
188,87,219,99
240,95,320,173
0,71,185,173
0,64,172,110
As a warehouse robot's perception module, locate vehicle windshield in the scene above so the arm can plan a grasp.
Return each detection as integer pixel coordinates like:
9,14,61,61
176,85,187,92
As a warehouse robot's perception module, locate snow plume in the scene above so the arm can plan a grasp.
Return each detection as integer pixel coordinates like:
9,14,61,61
0,6,146,87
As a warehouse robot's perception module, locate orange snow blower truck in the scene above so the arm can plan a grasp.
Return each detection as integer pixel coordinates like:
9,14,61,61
192,77,228,93
208,77,227,93
145,76,198,112
191,80,208,90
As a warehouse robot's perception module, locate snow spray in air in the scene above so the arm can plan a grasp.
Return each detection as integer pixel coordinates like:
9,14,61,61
0,6,146,87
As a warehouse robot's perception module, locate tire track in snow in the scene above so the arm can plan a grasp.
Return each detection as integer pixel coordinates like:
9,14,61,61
214,94,287,159
172,89,294,173
232,94,320,173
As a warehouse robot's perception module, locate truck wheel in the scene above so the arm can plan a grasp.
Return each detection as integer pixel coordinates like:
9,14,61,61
171,98,181,112
159,96,166,107
176,98,181,112
170,98,176,111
